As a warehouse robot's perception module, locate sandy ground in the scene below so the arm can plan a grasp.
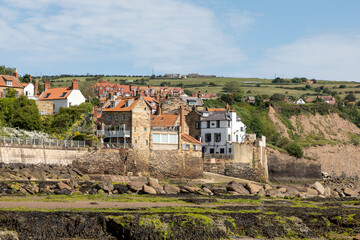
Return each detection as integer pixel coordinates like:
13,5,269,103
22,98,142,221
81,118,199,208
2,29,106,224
0,201,213,209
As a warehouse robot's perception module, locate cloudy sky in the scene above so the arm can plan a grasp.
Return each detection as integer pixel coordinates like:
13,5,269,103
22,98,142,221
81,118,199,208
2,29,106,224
0,0,359,81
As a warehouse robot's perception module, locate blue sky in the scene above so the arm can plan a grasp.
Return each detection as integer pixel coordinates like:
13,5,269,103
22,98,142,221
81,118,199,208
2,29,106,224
0,0,359,81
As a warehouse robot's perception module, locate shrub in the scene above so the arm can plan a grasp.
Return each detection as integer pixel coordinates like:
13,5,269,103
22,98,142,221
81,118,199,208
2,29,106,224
285,142,303,158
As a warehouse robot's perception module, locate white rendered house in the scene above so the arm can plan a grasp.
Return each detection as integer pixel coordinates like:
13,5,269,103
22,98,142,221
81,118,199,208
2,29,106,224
22,82,34,97
38,79,86,113
200,110,246,154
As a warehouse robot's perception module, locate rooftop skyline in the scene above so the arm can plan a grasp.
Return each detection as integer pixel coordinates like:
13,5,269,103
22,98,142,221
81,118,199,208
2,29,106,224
0,0,359,81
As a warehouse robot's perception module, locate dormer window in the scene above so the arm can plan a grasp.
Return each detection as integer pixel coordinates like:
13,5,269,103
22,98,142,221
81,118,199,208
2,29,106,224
60,92,67,97
125,101,129,107
44,93,51,98
6,81,12,87
110,102,115,108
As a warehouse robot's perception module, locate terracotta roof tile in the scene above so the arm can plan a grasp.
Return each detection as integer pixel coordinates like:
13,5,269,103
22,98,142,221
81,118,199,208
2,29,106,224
39,87,72,100
0,75,24,88
103,97,138,112
207,108,226,112
150,114,178,127
181,134,201,144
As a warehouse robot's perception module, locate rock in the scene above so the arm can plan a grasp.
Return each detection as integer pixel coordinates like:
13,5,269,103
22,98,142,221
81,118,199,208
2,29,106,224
113,184,129,194
297,187,308,193
264,184,272,190
226,181,250,195
228,191,240,195
334,187,346,197
277,187,287,193
148,179,162,190
265,188,283,198
98,182,114,193
343,187,357,197
57,181,71,191
324,186,331,197
257,188,266,196
163,184,180,194
245,183,263,194
19,187,30,195
312,182,325,195
353,233,360,240
0,230,19,240
202,187,213,195
127,181,144,192
57,188,71,195
69,179,80,189
305,188,319,197
284,187,300,198
82,175,91,182
182,185,201,193
330,189,339,197
143,185,157,195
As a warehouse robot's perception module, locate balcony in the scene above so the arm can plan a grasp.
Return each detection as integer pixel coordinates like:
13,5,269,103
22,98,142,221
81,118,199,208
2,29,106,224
97,130,130,138
151,126,179,132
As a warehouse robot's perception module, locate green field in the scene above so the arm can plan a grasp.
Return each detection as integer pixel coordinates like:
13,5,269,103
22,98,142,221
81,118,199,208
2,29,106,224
35,76,360,100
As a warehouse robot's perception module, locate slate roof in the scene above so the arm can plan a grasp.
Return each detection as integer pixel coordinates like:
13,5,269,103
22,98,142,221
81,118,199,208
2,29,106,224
200,112,231,121
180,96,203,106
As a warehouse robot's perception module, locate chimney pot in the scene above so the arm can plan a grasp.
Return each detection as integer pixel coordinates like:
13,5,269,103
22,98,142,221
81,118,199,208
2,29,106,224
44,81,51,91
13,68,18,79
72,79,79,90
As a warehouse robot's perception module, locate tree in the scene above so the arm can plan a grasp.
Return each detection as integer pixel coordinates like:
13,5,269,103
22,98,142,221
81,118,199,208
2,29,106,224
222,81,241,92
6,88,17,98
344,93,356,102
270,93,285,101
184,89,192,96
305,84,311,89
285,142,303,158
12,96,42,131
150,74,156,79
20,74,31,83
209,82,216,87
91,98,100,107
220,94,234,105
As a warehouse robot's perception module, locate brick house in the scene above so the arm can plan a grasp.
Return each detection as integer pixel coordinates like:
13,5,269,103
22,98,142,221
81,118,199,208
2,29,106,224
317,96,336,104
38,79,86,113
95,79,131,98
0,68,24,98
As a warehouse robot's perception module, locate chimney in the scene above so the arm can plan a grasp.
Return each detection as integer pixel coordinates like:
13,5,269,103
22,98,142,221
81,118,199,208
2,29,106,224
13,68,18,79
100,79,103,83
34,80,39,95
157,104,162,116
179,105,185,134
29,75,32,83
72,79,79,90
44,81,50,91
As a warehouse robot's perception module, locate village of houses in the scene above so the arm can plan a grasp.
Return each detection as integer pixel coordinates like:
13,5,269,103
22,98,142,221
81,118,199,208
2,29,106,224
0,69,337,157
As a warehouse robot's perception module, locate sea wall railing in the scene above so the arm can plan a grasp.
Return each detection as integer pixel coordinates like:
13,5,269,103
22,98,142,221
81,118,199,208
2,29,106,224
0,137,86,148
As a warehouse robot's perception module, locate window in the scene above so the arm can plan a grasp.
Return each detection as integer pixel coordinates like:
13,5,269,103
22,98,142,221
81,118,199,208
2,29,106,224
6,81,12,86
182,144,190,150
121,114,125,121
229,148,232,153
228,134,231,141
210,148,214,154
152,133,178,144
214,133,221,142
228,121,231,127
220,148,225,154
241,127,244,132
216,120,220,128
115,114,118,120
169,134,177,143
44,93,51,98
60,92,67,97
100,87,102,90
207,121,210,128
153,134,160,143
160,134,168,143
236,135,239,142
106,87,109,90
144,127,147,131
106,115,112,121
205,133,211,142
195,121,200,129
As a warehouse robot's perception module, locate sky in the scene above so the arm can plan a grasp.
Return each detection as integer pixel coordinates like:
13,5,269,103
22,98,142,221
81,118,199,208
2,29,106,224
0,0,360,81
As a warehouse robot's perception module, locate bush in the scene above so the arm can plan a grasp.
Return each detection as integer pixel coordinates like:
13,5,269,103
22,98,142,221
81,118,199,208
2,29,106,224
285,142,303,158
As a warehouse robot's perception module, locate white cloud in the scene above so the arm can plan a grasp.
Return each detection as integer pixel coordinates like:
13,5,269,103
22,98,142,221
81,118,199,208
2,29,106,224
256,34,360,81
0,0,252,74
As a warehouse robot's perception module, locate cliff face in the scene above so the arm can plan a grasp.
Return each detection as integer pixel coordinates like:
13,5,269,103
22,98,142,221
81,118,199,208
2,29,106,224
268,106,360,179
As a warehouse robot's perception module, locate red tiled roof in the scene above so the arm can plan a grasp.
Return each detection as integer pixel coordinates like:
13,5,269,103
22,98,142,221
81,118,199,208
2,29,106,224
103,97,138,112
22,83,29,87
39,87,72,100
150,114,178,127
181,134,201,144
208,108,226,112
0,75,24,88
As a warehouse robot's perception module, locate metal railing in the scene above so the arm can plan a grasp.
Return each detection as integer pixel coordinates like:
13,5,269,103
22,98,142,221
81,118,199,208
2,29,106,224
0,137,86,148
151,126,179,132
97,130,131,138
102,143,131,149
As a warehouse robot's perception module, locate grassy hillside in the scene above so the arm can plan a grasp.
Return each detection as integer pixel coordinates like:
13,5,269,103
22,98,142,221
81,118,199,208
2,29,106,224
34,75,360,100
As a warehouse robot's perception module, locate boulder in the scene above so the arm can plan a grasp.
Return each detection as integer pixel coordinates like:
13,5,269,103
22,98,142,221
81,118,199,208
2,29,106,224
182,185,201,193
98,182,114,193
226,181,250,195
57,181,71,191
113,184,129,194
127,181,144,192
277,187,287,193
245,183,263,194
305,188,319,197
0,230,19,240
324,186,331,197
284,187,300,198
265,188,284,198
143,185,157,195
163,184,180,194
57,188,72,195
257,188,266,196
343,187,357,197
148,179,162,190
264,184,272,190
312,182,325,195
202,187,213,195
228,191,240,195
